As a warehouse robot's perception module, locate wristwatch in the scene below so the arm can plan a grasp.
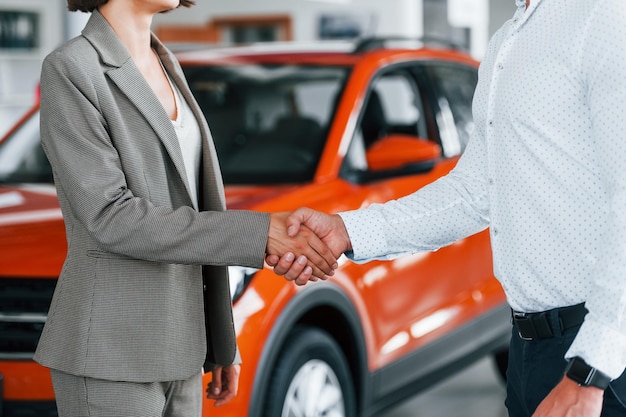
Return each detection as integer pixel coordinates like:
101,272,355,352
565,357,611,390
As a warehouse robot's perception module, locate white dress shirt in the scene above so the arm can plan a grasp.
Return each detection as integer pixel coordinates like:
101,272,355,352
339,0,626,378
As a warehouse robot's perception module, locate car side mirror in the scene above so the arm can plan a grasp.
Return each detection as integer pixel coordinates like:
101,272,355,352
365,134,441,171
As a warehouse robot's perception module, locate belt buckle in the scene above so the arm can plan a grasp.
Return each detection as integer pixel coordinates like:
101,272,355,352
513,312,534,341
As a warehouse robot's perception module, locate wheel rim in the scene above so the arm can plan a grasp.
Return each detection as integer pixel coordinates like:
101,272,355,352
281,359,345,417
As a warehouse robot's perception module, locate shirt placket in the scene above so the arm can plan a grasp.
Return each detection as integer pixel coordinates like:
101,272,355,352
485,9,525,243
487,1,545,307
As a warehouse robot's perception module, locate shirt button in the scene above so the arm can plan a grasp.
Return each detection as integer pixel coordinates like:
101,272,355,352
497,63,504,70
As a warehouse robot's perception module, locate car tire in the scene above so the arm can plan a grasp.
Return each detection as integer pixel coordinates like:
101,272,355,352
263,325,357,417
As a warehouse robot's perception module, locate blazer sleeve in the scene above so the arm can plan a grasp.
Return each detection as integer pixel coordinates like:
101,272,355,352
39,46,270,268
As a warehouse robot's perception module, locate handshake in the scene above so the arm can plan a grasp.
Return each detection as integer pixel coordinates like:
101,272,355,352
265,207,353,285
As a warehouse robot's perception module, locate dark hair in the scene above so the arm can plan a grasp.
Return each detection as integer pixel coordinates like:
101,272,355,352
67,0,195,13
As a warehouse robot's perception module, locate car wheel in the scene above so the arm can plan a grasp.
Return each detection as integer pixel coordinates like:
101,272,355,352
263,325,357,417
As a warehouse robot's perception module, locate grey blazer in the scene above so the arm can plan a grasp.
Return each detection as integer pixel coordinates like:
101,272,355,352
34,10,269,383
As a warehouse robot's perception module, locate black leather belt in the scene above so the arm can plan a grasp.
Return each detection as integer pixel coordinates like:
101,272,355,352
512,303,588,341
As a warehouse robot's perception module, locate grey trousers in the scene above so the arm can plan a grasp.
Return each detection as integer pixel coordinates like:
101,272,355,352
50,368,202,417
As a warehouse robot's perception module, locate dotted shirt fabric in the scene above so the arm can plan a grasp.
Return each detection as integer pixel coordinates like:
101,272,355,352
339,0,626,378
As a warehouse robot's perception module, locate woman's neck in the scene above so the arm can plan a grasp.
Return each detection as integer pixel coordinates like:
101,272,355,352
98,1,154,61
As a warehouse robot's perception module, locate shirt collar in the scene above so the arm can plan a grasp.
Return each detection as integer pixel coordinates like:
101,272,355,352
515,0,543,14
515,0,544,7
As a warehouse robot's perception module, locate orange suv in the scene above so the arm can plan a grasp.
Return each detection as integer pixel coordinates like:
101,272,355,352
0,39,509,417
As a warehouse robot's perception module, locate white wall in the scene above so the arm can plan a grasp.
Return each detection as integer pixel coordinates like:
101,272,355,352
0,0,64,133
153,0,424,44
0,0,516,137
489,1,515,36
152,0,512,59
65,9,89,41
0,0,89,136
447,0,488,58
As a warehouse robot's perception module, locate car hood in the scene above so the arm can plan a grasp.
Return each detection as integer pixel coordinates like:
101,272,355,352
0,184,66,277
0,184,61,222
0,182,304,277
0,183,300,218
224,184,302,210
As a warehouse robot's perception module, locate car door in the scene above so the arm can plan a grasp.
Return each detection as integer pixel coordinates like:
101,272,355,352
339,60,497,373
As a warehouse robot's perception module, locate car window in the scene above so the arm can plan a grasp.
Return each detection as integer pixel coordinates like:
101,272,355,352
183,64,349,184
376,76,421,129
424,63,477,156
364,72,427,148
344,69,427,173
0,110,52,184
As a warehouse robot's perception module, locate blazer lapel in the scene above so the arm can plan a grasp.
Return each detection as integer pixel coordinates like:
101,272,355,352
81,10,194,205
152,39,227,212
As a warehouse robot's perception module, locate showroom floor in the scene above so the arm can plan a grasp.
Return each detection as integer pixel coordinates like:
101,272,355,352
382,356,508,417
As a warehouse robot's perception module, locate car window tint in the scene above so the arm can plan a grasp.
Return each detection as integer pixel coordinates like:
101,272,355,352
344,69,427,174
183,64,349,184
376,76,421,129
425,63,478,156
364,72,427,148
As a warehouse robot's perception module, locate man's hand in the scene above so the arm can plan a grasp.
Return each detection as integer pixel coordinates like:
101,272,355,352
267,212,338,284
206,364,240,407
286,207,351,256
532,377,603,417
267,208,352,281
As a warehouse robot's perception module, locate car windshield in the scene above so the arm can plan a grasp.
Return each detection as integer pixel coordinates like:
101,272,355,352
0,64,349,186
0,110,52,184
183,64,349,184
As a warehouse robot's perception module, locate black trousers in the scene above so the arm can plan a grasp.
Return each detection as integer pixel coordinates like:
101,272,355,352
505,307,626,417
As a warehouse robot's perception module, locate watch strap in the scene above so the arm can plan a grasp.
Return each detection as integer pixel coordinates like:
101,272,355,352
565,357,611,390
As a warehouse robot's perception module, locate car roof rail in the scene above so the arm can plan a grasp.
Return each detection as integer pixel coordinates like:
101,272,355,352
352,36,465,54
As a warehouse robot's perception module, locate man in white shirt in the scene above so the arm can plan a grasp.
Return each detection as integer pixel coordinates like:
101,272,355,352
269,0,626,415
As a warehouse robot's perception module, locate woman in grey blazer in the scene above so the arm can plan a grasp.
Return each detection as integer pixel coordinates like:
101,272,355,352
35,1,337,415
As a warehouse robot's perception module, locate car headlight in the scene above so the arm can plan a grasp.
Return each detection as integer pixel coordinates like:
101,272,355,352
228,266,259,302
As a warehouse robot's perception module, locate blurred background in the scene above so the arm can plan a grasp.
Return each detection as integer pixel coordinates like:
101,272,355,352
0,0,514,137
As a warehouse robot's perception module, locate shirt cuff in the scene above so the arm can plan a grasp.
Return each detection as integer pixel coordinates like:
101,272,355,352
338,209,390,262
565,314,626,379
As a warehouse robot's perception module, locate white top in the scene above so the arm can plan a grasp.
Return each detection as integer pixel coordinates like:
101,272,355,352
165,69,202,211
339,0,626,378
